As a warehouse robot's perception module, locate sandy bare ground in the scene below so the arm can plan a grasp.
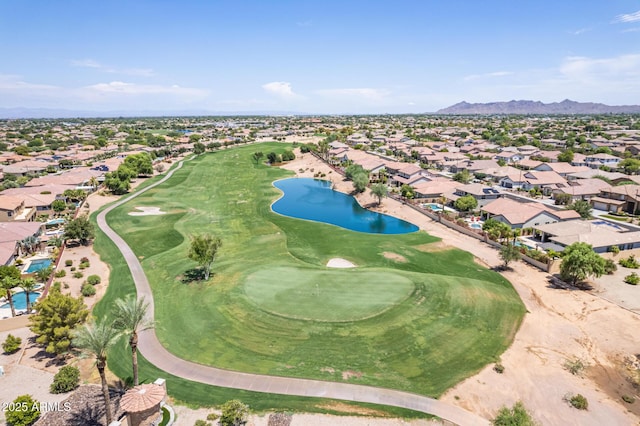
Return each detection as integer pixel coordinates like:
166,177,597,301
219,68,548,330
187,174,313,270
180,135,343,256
281,151,640,425
326,258,357,268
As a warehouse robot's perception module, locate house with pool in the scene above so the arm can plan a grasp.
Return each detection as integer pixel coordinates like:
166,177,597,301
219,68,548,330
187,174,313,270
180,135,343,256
480,197,580,229
532,219,640,253
0,221,44,265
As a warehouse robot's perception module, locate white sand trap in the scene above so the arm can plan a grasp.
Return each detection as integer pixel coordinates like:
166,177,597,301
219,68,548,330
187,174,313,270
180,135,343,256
326,258,357,268
129,206,167,216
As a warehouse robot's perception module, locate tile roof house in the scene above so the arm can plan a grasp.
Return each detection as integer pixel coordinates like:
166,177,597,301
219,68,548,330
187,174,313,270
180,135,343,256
452,183,503,207
0,195,36,222
481,197,580,229
534,219,640,253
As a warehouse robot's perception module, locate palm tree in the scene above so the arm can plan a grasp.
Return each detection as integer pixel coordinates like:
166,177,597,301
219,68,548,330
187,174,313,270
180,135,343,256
88,176,99,191
20,278,39,314
1,277,18,317
73,320,122,425
112,295,154,386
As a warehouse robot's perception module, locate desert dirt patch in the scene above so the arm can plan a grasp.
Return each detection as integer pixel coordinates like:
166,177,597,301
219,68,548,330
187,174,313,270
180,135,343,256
128,206,167,216
326,258,356,268
341,370,363,380
413,241,452,252
382,252,407,262
315,401,389,417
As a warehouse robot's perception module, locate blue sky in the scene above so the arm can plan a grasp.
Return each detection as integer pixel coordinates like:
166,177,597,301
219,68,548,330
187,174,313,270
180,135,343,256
1,0,639,114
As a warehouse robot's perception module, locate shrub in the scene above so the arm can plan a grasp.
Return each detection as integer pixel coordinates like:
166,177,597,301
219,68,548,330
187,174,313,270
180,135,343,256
72,271,84,279
493,363,505,374
65,259,73,267
624,272,639,285
493,401,535,426
78,262,90,270
81,283,95,297
568,393,588,410
3,334,22,354
604,258,617,275
5,394,40,426
54,270,66,278
622,394,635,404
80,257,89,264
206,413,219,421
194,421,211,426
86,275,101,285
609,245,620,256
619,254,640,269
219,400,249,426
563,358,587,376
50,365,80,394
70,266,76,272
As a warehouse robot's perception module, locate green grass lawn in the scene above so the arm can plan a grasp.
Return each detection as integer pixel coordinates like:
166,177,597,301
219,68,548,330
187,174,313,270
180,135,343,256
96,142,525,400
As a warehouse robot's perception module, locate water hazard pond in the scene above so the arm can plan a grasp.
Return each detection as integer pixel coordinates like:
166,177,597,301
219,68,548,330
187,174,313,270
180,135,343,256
272,178,419,234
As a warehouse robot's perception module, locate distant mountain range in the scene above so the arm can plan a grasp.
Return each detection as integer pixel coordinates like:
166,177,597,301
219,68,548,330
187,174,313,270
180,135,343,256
436,99,640,115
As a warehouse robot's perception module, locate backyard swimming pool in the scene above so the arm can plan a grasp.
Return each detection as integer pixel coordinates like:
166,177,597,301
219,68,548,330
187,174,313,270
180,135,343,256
1,291,41,310
24,258,52,274
272,178,419,234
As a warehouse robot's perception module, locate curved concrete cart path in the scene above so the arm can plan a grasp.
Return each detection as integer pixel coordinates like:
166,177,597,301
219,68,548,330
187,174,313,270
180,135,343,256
96,157,490,426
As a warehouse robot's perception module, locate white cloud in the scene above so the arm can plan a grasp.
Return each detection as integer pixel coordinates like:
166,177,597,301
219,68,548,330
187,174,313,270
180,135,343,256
84,81,208,97
463,71,513,81
0,74,59,91
315,88,390,101
569,27,591,35
613,10,640,23
70,59,155,77
560,54,640,82
262,81,300,99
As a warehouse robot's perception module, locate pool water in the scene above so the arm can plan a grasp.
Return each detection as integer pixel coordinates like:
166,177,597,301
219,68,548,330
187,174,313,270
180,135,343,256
425,203,443,211
1,292,41,310
25,258,52,273
470,223,482,229
272,178,419,234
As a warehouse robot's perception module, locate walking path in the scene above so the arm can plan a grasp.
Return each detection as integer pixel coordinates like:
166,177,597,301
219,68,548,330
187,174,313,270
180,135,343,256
96,157,489,426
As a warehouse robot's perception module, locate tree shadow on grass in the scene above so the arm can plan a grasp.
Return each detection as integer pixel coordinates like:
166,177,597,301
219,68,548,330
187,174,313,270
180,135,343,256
180,267,215,284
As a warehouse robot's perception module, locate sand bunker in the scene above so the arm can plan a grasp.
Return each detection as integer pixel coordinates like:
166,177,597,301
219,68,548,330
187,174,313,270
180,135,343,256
326,258,357,268
129,206,167,216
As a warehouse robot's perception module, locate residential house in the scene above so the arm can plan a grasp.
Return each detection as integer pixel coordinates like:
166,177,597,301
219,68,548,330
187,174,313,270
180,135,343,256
591,184,640,214
0,222,44,265
1,160,50,176
0,195,36,222
390,163,428,187
413,179,459,201
481,197,580,229
533,162,590,177
583,153,621,169
534,219,640,253
551,178,612,203
451,183,502,207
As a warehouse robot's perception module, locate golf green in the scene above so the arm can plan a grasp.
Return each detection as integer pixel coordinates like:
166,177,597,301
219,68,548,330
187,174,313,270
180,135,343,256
244,267,414,321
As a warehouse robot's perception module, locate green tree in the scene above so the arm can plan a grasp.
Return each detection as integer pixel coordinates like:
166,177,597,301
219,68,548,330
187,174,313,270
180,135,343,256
51,199,67,214
317,140,330,159
5,394,40,426
124,152,154,176
567,200,592,219
370,183,388,205
554,193,573,206
193,142,206,155
73,320,122,426
251,151,264,165
453,169,472,184
352,172,369,193
219,400,249,426
188,234,222,281
560,242,606,287
345,164,366,180
266,152,278,163
112,295,154,386
493,401,535,426
557,150,574,163
400,184,415,199
64,215,95,245
104,172,131,194
29,287,89,355
499,244,522,269
619,158,640,175
482,218,512,242
454,195,478,212
20,278,39,313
